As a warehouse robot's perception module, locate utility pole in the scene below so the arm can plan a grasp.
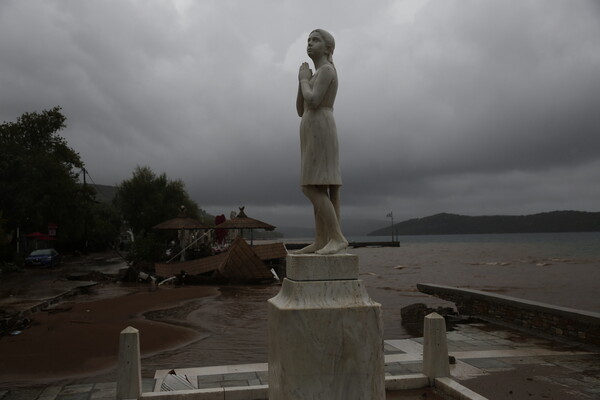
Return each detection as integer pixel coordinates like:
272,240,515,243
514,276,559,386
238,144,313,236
82,167,88,250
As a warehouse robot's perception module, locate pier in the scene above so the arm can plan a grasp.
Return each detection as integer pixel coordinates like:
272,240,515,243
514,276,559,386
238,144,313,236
284,240,400,250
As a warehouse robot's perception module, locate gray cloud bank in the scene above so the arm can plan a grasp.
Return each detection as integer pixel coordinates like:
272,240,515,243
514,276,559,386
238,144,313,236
2,0,599,234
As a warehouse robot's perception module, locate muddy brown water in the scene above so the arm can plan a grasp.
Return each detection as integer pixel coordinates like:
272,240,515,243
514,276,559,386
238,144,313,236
2,232,599,388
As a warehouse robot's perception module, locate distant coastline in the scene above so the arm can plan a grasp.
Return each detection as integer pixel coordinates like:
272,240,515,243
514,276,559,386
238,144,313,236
368,210,600,236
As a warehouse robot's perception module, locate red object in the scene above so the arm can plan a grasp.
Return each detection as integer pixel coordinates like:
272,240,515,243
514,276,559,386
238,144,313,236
214,215,227,244
25,232,46,238
25,232,57,241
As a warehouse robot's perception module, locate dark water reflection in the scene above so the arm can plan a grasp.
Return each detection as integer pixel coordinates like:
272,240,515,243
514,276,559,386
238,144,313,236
141,285,279,375
139,275,449,375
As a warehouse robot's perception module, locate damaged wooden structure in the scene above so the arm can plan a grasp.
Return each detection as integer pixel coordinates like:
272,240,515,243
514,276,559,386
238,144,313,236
154,237,287,284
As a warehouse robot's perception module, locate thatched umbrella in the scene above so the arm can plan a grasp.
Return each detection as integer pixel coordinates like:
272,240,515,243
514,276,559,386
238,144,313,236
152,206,211,230
215,207,275,245
152,206,211,261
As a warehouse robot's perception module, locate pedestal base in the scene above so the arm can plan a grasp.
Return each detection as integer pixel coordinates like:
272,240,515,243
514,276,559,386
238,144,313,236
268,254,385,400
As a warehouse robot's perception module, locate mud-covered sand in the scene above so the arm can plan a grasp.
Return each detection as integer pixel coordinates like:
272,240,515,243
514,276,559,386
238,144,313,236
0,285,218,387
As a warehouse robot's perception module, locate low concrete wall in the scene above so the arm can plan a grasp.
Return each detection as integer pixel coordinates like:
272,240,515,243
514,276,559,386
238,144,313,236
417,283,600,347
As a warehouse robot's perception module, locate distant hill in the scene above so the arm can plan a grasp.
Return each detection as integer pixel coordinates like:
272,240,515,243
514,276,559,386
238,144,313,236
367,211,600,236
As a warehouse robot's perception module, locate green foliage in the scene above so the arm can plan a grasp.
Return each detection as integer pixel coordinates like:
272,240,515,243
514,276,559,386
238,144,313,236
113,166,202,237
0,211,9,267
0,107,96,258
87,200,122,250
126,232,166,265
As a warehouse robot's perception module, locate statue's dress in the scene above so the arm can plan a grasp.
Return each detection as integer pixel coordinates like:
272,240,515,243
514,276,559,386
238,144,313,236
300,65,342,186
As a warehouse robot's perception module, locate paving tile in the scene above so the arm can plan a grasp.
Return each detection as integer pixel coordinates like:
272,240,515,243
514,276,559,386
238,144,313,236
482,330,514,339
89,395,114,400
505,341,530,347
384,343,405,353
223,386,268,400
197,374,224,384
555,377,588,388
446,332,473,341
488,338,518,346
385,339,423,355
463,358,513,370
558,358,600,373
89,382,117,400
471,345,511,351
59,385,93,396
256,371,268,384
91,384,113,391
4,389,44,400
56,393,90,400
387,365,414,376
500,356,548,365
197,382,222,389
247,378,261,386
399,362,423,374
90,387,115,400
141,379,156,393
38,386,62,400
222,372,257,381
220,380,249,388
465,339,496,347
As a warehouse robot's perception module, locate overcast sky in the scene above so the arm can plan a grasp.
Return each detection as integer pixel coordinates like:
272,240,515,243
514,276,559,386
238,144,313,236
2,0,599,234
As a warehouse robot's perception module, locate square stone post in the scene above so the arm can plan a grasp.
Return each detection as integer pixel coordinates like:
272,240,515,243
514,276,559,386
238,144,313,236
268,254,385,400
422,312,450,384
117,326,142,400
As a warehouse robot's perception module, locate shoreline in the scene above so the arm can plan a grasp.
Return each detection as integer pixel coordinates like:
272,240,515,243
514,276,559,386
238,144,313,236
0,285,219,388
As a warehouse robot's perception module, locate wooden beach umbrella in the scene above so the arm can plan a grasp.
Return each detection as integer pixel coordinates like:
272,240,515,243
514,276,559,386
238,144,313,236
152,206,211,230
152,206,212,261
215,207,275,245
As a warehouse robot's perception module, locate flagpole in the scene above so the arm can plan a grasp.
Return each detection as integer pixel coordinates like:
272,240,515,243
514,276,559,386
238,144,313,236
387,212,394,243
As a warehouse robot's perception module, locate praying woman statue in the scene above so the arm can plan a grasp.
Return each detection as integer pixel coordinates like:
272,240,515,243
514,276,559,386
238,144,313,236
295,29,348,255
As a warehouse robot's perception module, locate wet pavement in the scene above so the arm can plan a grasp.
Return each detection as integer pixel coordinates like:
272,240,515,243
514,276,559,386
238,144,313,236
0,252,127,318
1,322,598,399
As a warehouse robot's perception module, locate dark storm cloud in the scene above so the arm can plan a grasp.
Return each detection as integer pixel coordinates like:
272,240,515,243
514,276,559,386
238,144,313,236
1,0,599,231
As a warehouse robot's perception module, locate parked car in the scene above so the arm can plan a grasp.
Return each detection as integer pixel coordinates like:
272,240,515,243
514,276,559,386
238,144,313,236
25,248,61,267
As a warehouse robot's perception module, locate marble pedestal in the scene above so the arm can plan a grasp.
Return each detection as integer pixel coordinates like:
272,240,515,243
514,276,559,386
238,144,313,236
268,254,385,400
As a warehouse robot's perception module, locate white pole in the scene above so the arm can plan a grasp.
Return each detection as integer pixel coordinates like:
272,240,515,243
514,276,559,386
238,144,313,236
423,312,450,384
117,326,142,400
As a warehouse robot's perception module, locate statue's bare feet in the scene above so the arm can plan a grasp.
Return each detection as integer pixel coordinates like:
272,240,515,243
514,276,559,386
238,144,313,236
315,239,348,255
294,242,325,254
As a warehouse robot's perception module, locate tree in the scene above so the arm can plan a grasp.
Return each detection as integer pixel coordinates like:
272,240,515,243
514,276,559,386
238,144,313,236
0,211,8,262
113,166,208,265
0,107,92,259
113,166,205,238
86,200,122,250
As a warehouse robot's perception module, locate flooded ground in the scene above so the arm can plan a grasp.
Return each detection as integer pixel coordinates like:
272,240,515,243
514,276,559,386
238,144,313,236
1,233,599,389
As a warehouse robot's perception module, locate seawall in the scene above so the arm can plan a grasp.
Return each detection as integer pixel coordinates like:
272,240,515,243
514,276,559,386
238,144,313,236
417,283,600,348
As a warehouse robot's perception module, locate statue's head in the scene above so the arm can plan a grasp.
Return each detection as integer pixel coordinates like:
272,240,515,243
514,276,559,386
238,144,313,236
310,29,335,63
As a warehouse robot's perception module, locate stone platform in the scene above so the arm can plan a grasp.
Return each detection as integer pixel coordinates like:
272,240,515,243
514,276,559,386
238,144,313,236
268,253,385,399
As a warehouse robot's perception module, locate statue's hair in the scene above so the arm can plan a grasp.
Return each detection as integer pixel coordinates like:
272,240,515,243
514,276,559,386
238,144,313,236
311,29,335,67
